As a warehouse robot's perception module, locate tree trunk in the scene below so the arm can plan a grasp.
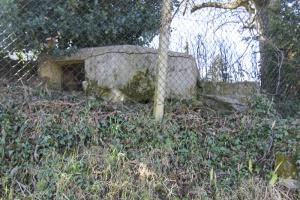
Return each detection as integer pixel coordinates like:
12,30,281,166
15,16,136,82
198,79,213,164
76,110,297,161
254,0,281,94
154,0,172,121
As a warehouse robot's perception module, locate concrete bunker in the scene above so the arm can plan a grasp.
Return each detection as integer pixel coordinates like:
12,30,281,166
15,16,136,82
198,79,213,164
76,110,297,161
38,45,200,101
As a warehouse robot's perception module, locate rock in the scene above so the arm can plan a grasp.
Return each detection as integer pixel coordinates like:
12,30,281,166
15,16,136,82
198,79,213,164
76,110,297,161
201,95,249,114
277,178,298,189
275,153,298,179
196,81,260,114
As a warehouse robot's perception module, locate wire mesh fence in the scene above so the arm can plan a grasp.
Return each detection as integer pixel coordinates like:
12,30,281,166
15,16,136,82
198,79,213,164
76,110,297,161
0,0,299,117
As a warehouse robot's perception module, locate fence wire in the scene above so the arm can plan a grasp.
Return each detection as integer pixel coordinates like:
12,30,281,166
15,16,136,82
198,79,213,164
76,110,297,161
0,0,299,116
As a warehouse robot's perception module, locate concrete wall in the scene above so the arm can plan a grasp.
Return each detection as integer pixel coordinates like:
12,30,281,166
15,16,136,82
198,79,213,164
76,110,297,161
199,81,260,96
38,60,63,89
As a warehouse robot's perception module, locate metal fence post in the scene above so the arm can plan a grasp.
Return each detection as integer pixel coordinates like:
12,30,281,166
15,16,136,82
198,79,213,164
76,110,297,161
154,0,172,122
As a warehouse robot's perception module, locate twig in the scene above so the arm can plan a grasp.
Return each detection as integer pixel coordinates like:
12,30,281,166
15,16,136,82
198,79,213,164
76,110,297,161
29,100,85,107
257,120,276,164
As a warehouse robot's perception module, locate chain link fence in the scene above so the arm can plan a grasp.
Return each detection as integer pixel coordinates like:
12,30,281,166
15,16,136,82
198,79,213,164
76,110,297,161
0,0,299,118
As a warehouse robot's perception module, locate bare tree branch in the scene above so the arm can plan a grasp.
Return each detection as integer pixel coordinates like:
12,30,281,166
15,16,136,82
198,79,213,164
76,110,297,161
191,0,251,13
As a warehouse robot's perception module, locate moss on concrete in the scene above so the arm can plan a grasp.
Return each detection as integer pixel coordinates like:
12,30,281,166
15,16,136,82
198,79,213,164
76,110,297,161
120,70,155,103
84,70,155,102
275,153,297,178
85,80,111,98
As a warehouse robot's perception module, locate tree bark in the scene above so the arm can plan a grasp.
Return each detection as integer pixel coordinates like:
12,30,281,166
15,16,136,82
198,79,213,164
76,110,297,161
254,0,281,94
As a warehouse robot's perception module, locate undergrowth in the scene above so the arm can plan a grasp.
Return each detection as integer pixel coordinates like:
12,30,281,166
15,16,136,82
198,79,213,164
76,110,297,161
0,83,299,199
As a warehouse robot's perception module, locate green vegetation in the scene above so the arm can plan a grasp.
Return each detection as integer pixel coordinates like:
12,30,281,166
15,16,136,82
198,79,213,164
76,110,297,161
0,84,298,199
0,0,164,55
120,70,155,103
266,0,300,114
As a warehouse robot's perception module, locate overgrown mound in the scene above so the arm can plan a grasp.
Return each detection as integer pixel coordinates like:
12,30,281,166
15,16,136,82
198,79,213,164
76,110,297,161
0,81,299,199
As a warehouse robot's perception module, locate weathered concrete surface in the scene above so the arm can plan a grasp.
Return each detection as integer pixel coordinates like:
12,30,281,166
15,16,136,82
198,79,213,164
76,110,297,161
38,60,63,89
38,45,199,101
198,81,260,113
201,95,249,113
84,48,198,101
199,81,260,97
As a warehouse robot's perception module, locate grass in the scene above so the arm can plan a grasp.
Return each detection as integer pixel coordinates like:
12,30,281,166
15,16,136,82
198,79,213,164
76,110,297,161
0,80,299,199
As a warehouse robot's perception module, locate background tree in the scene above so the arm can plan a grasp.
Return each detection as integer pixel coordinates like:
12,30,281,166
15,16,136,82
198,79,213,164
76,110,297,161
0,0,163,55
267,0,300,115
191,0,280,92
267,0,300,98
207,54,231,82
191,0,299,114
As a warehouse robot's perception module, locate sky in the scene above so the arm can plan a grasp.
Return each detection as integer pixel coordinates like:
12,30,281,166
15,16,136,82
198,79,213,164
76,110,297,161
150,0,260,82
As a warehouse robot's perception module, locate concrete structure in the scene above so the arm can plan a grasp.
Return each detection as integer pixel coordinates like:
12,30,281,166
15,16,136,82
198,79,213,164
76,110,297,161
38,45,199,102
199,81,260,98
198,81,260,113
